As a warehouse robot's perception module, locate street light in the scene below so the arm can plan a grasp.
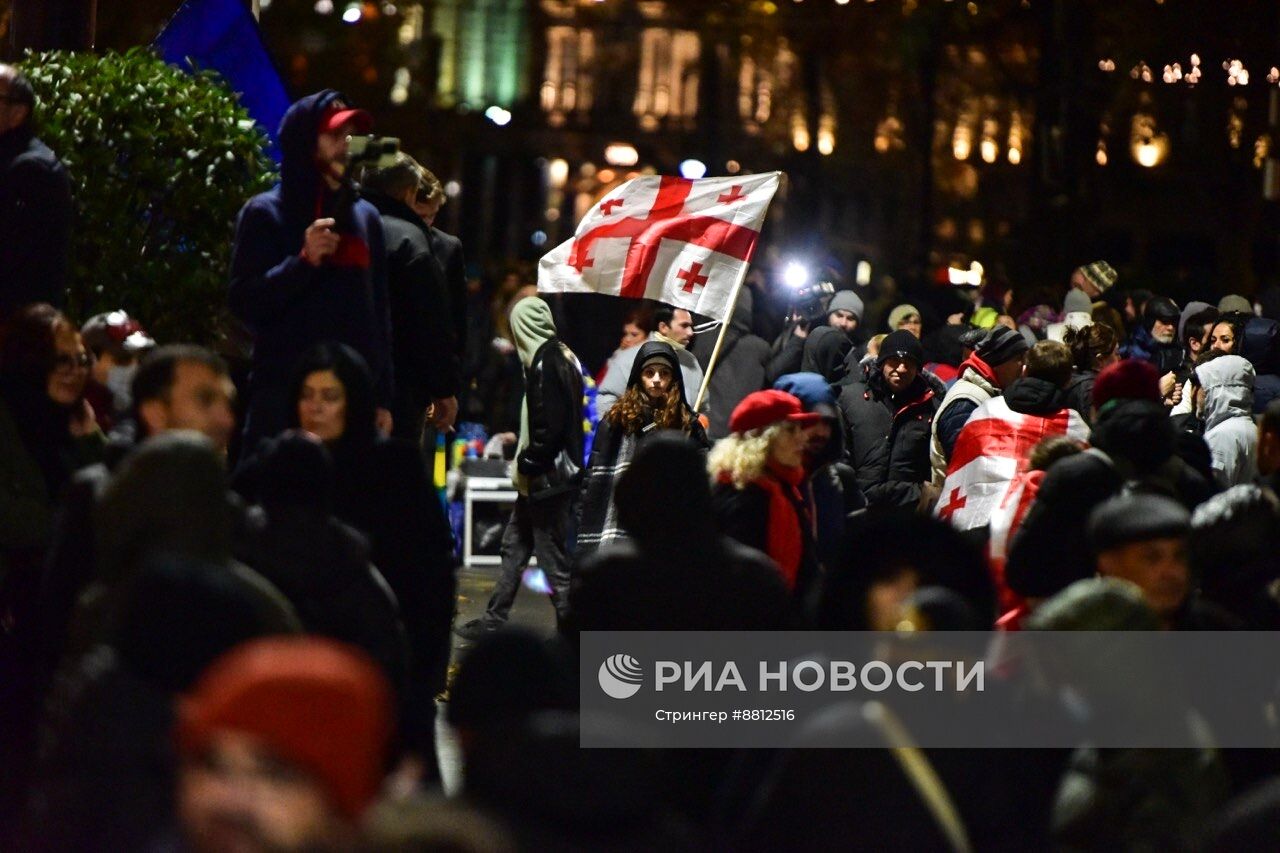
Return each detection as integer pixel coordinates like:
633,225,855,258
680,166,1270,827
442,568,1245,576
604,143,639,167
341,2,362,23
679,158,708,179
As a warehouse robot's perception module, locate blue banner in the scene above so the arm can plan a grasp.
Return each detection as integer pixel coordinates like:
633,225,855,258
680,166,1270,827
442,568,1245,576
154,0,290,162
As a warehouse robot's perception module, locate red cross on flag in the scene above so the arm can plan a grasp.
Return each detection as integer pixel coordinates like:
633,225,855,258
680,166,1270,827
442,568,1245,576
934,395,1089,532
537,172,781,322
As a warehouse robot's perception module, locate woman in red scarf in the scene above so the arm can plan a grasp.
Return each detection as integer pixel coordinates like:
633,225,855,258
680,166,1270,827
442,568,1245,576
709,390,822,599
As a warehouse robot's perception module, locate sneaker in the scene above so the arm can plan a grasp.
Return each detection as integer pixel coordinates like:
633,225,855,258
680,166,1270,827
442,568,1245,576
453,616,503,641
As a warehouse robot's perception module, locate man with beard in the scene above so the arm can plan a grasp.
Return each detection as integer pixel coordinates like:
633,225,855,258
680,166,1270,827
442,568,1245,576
1122,296,1184,396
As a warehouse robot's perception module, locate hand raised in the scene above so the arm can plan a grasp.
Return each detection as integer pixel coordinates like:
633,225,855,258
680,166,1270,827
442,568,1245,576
302,218,340,266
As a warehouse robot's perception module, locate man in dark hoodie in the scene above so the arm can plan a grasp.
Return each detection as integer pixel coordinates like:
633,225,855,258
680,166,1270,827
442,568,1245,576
800,325,853,386
229,91,393,452
691,287,772,439
357,154,460,443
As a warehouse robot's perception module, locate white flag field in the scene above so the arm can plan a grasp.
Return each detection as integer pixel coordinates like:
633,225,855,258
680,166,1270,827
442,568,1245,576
537,172,781,322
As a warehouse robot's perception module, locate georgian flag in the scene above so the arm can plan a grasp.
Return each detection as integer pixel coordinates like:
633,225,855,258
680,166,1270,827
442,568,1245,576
934,395,1089,532
537,173,781,322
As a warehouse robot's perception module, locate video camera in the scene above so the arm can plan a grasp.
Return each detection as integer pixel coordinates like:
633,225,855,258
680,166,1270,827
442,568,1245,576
332,135,401,232
791,279,836,322
778,261,836,328
346,135,401,170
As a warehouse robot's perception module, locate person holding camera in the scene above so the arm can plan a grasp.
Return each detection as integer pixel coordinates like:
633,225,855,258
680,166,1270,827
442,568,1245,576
229,90,394,453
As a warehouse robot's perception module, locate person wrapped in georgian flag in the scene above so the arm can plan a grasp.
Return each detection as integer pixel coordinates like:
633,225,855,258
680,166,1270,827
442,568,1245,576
935,341,1090,537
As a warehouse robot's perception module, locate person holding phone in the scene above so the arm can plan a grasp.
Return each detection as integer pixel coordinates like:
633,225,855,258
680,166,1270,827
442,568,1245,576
229,90,394,455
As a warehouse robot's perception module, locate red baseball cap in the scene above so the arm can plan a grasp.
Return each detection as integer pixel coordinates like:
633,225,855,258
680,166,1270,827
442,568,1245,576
729,389,823,434
319,104,373,135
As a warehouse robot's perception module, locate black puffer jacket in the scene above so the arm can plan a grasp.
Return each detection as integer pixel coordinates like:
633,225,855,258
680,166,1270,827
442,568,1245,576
837,365,941,508
519,338,586,499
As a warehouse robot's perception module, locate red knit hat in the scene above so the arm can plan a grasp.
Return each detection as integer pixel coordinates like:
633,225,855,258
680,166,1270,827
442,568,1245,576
176,637,393,820
1092,358,1161,409
729,390,823,434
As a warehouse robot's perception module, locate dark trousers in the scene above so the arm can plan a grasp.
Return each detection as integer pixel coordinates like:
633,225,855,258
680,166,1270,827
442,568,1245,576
485,493,574,623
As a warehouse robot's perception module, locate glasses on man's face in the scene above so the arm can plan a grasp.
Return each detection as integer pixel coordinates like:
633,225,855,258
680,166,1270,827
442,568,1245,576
53,352,91,373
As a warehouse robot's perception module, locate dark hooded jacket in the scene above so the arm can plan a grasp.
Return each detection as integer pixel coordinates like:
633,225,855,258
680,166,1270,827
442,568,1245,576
1239,316,1280,414
228,90,392,448
692,287,772,439
0,124,72,316
361,188,460,441
837,361,942,509
576,341,708,557
1006,399,1216,600
801,326,853,385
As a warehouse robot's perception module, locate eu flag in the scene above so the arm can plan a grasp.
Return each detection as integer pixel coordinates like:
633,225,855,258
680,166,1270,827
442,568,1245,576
154,0,290,162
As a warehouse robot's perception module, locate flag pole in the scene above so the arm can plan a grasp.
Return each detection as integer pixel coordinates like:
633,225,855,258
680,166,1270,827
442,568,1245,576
693,276,748,413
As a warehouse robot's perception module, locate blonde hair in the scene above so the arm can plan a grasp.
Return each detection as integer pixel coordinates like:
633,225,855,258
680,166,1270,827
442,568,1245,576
708,422,791,489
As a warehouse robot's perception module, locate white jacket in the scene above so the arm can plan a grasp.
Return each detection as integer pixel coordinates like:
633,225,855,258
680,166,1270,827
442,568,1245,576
1197,355,1258,487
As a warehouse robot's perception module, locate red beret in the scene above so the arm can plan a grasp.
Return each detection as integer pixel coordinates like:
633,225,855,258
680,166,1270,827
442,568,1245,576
1092,358,1161,409
729,389,823,434
177,637,392,820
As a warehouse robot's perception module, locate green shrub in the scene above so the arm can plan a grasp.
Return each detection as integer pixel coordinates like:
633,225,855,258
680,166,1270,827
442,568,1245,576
21,47,276,343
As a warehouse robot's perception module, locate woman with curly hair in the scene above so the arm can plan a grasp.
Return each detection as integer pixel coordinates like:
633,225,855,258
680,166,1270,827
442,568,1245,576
575,341,708,556
1062,322,1119,423
709,389,822,597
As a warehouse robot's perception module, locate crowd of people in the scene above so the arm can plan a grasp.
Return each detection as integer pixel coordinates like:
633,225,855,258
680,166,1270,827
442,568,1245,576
7,68,1280,851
